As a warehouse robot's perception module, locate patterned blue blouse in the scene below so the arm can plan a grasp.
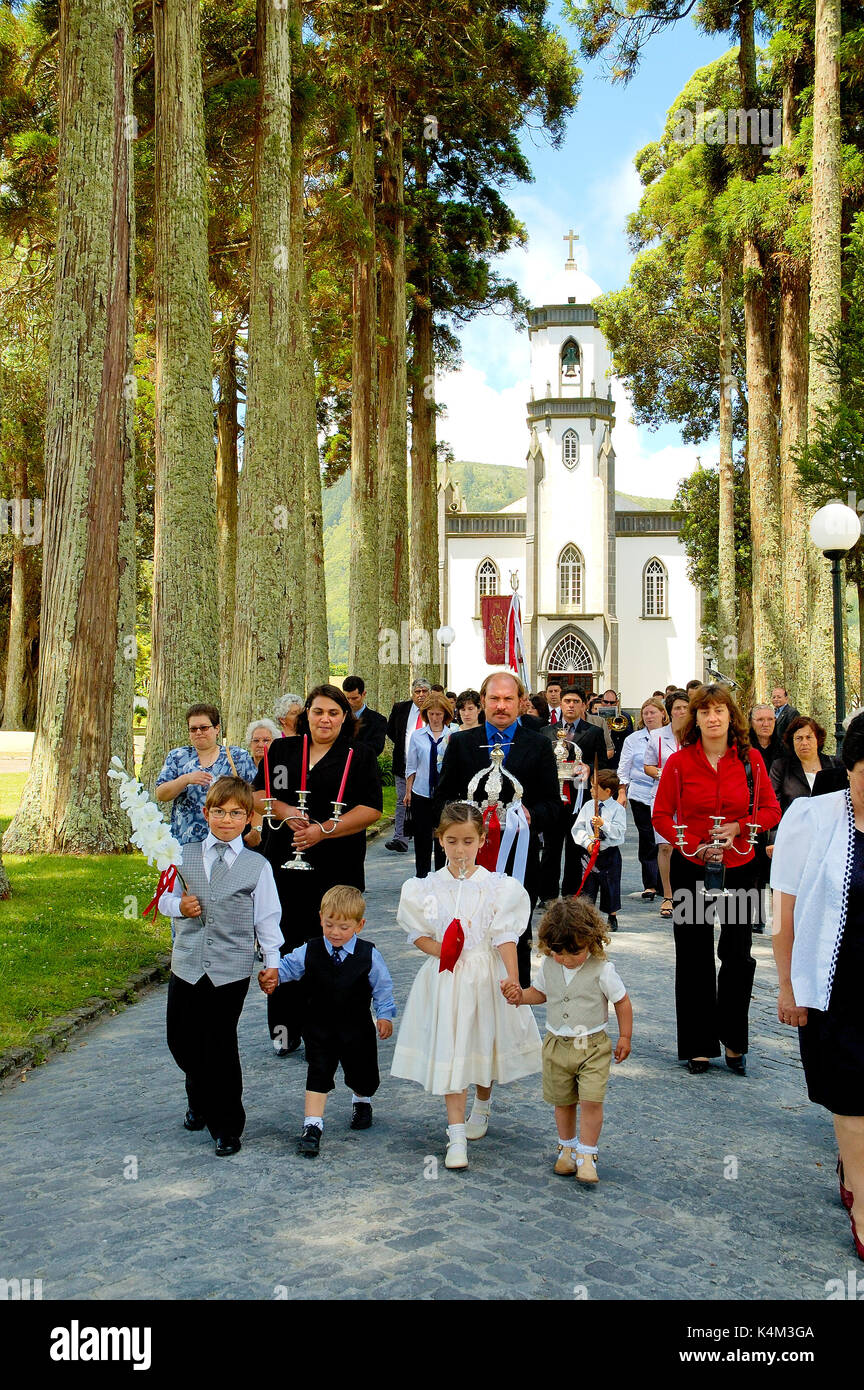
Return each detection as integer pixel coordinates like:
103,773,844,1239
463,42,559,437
155,744,257,846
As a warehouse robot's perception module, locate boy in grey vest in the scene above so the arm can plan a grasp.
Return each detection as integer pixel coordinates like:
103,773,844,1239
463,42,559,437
158,777,283,1157
503,897,632,1182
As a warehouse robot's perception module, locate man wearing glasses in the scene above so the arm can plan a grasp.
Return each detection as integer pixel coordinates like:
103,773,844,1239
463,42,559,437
156,704,256,845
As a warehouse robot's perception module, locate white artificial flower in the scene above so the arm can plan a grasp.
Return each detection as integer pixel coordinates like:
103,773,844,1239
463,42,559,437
108,759,183,870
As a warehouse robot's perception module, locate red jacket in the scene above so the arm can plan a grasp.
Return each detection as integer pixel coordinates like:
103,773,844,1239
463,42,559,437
652,740,781,866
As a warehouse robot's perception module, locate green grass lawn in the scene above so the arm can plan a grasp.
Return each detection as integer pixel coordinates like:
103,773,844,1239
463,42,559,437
0,771,395,1056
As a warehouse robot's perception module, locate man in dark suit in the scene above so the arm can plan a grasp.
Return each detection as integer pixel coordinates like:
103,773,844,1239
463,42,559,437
432,670,560,987
385,677,431,851
539,685,608,902
771,685,800,740
343,676,388,757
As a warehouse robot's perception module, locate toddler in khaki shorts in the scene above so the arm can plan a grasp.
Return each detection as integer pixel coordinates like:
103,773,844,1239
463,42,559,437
503,897,632,1182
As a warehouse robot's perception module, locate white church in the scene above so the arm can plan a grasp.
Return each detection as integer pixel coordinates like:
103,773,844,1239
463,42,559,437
438,252,704,706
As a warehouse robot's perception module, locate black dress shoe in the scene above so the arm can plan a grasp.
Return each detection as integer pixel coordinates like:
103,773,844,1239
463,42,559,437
214,1136,242,1157
687,1059,710,1074
297,1124,321,1156
607,915,618,932
183,1109,206,1131
384,839,409,853
350,1102,373,1130
641,890,656,901
725,1053,747,1075
273,1035,302,1056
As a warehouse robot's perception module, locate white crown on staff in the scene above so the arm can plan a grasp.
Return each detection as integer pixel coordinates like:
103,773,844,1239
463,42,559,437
466,742,524,805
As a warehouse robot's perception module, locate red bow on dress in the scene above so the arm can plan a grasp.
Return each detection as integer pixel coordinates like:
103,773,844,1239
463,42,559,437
439,918,465,973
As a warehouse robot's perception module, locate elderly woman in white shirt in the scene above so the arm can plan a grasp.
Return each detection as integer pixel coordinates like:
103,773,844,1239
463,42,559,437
617,697,668,901
404,692,459,879
771,713,864,1261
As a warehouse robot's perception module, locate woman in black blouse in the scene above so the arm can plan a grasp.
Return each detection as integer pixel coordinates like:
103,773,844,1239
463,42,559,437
770,717,843,815
253,683,383,1053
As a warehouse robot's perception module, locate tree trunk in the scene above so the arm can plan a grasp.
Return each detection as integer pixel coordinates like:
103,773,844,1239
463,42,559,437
3,0,136,854
377,91,409,714
857,572,864,708
289,6,329,687
0,844,9,899
215,337,239,711
228,0,305,740
807,0,843,737
348,89,379,705
1,451,29,730
410,291,439,682
142,0,219,783
716,262,736,665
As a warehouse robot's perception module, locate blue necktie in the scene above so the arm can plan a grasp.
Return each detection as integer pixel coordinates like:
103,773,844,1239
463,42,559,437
429,736,442,793
332,947,342,965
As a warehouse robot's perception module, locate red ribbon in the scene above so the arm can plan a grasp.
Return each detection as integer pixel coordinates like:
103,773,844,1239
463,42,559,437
573,839,601,899
143,864,178,919
439,918,465,973
476,805,501,871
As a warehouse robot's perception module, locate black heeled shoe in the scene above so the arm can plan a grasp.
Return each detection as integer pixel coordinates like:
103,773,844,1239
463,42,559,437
725,1052,747,1075
687,1059,710,1074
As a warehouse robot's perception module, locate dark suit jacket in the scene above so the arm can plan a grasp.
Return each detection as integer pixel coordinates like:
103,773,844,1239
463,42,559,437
773,704,800,739
354,706,388,758
387,699,420,777
769,750,843,813
541,717,607,771
432,724,560,896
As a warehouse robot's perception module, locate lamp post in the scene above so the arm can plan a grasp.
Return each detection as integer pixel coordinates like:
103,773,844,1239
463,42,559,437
436,625,455,689
809,502,862,757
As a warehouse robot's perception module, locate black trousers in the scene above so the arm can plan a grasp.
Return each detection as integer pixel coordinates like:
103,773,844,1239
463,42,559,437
630,798,661,892
580,846,623,915
670,852,758,1060
166,972,250,1140
410,793,445,879
305,1024,380,1096
539,798,582,900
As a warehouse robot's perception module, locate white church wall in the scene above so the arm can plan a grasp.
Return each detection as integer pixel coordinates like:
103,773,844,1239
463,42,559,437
615,537,702,705
445,538,526,693
529,327,611,398
535,422,606,614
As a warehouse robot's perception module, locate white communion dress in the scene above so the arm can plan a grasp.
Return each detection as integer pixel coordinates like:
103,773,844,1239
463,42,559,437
390,865,542,1094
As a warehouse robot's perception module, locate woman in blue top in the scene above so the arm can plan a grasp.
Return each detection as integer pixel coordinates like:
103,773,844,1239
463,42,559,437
617,697,667,899
155,704,256,846
404,693,458,878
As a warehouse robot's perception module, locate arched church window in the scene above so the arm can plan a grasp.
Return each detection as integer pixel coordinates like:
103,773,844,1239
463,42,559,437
558,544,583,609
548,633,593,675
476,557,499,610
562,430,579,470
561,338,581,384
643,557,667,617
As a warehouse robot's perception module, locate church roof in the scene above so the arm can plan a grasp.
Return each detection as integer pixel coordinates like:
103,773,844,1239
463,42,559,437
490,492,675,516
532,259,603,309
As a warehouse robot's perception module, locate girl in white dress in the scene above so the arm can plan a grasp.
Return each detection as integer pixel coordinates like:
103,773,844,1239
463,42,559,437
391,802,542,1169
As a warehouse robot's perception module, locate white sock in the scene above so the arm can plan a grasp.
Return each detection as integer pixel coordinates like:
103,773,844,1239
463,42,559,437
304,1115,323,1130
558,1136,579,1149
351,1094,371,1104
447,1123,467,1141
470,1095,491,1115
576,1142,598,1155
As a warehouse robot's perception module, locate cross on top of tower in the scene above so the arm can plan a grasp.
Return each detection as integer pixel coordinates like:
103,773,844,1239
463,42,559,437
563,228,579,263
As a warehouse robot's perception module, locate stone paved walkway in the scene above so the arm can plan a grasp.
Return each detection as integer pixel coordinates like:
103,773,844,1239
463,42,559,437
0,828,856,1301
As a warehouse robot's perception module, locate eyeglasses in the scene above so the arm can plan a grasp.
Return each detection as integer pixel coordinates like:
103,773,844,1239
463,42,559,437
189,725,214,733
208,808,247,821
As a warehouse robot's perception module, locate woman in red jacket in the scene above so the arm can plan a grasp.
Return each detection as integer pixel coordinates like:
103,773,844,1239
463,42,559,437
652,685,781,1075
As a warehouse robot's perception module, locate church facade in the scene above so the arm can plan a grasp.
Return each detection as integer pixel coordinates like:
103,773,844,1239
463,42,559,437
439,259,704,705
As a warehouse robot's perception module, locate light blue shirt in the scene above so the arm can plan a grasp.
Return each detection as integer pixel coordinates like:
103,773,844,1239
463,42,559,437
405,726,457,797
276,937,397,1019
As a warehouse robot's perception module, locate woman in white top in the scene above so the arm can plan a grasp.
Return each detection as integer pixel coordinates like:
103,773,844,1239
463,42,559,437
771,713,864,1261
617,697,667,900
645,690,690,919
405,692,458,878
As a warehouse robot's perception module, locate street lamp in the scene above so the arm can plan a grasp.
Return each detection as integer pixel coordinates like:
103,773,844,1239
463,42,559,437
436,625,456,689
809,502,862,756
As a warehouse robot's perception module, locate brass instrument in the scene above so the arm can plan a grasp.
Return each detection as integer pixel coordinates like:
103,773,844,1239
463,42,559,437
610,701,629,733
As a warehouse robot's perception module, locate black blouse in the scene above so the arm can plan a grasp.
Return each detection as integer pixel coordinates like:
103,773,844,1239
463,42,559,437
252,735,383,887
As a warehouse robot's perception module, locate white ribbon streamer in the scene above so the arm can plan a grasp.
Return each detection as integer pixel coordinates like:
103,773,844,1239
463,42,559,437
495,801,530,884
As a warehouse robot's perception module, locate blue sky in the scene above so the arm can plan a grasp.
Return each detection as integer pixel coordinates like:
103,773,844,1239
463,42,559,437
438,5,732,499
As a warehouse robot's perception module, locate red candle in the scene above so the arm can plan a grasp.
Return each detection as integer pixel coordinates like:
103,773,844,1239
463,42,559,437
300,734,308,792
336,747,353,804
263,748,271,799
751,756,761,827
676,766,683,823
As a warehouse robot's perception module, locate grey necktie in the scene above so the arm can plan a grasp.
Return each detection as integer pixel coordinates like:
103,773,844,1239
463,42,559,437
210,842,229,889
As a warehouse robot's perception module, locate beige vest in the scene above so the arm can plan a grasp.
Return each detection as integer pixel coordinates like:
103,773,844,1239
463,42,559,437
543,956,608,1033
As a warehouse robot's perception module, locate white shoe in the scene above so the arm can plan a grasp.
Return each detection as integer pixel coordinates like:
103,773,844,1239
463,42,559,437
465,1108,489,1140
444,1129,468,1169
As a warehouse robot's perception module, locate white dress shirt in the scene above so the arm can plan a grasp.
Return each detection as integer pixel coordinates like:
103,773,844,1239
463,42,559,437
156,831,284,968
403,705,425,771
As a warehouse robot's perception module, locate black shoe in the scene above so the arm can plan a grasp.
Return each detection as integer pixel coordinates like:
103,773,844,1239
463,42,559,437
183,1108,206,1131
725,1053,747,1075
297,1124,321,1156
350,1102,373,1130
607,915,618,932
641,890,656,901
752,923,765,935
687,1059,710,1075
215,1136,242,1157
385,839,408,853
272,1035,302,1056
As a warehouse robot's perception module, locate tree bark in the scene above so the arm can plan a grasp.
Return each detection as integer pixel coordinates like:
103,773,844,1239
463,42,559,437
216,336,239,709
348,88,379,705
0,844,9,899
377,90,409,714
410,290,439,682
1,450,29,730
3,0,136,854
289,4,329,687
142,0,219,783
228,0,305,740
807,0,844,738
716,262,736,667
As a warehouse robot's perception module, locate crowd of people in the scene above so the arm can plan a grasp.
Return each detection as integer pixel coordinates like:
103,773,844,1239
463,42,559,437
149,671,863,1262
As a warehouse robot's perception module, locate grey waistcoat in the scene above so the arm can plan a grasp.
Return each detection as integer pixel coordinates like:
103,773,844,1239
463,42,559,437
171,841,267,987
543,955,609,1034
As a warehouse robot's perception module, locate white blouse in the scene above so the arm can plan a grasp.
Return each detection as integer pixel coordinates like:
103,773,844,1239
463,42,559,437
397,866,529,954
769,788,854,1010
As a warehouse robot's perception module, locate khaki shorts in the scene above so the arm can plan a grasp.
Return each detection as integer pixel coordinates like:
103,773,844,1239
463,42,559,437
542,1030,612,1106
